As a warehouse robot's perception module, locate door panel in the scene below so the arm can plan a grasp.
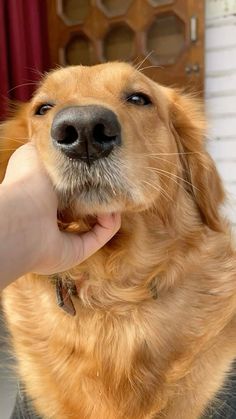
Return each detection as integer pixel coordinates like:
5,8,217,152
47,0,204,92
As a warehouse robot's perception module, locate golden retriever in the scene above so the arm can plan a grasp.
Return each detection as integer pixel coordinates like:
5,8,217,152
1,62,236,419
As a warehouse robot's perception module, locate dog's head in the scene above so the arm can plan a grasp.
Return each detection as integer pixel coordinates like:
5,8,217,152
0,62,224,230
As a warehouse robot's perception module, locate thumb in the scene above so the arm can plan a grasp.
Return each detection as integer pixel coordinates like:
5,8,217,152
56,213,121,273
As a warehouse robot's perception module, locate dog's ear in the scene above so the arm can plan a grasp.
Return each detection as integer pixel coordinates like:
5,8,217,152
0,103,29,182
167,89,225,232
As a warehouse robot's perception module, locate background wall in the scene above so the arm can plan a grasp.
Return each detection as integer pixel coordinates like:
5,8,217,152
205,0,236,225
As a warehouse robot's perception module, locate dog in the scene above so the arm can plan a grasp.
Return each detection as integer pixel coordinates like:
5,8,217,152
1,62,236,419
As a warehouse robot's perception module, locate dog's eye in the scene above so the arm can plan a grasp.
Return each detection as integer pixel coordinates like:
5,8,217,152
126,93,151,106
35,104,54,116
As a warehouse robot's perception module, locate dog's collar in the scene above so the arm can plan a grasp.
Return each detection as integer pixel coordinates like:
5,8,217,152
52,275,158,317
53,276,78,316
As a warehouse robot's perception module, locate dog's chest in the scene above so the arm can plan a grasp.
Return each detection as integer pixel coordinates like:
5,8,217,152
42,304,170,418
4,274,230,418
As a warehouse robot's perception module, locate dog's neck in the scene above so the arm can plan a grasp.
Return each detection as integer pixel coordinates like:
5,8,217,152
57,190,206,311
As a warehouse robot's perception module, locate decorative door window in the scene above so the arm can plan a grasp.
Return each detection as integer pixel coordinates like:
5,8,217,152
47,0,205,92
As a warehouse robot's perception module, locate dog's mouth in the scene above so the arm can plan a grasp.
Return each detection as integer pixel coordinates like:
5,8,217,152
55,152,131,215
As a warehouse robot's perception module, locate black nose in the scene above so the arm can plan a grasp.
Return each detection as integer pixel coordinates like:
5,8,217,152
51,105,121,163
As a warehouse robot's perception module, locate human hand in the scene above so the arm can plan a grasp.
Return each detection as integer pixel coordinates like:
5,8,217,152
1,143,121,278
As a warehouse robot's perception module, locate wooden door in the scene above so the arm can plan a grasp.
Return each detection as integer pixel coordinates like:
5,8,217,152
46,0,205,92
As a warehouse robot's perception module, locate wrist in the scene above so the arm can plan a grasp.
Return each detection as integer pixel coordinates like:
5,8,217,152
0,183,41,287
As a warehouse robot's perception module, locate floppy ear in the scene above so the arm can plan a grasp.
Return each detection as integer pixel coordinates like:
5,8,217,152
168,89,225,232
0,104,29,182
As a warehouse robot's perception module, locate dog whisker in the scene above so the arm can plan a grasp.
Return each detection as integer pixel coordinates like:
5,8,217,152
0,148,24,152
133,51,154,71
140,152,202,157
134,155,181,169
24,67,44,78
145,167,200,192
141,179,173,203
7,82,38,94
0,137,27,144
138,65,164,73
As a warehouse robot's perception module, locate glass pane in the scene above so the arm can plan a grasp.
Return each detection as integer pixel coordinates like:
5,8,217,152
99,0,132,16
104,25,134,61
147,14,185,65
66,36,93,65
148,0,173,6
62,0,90,24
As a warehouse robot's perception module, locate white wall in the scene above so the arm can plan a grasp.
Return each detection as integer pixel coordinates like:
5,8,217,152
205,0,236,224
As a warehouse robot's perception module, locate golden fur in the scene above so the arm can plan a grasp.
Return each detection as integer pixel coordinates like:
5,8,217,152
1,62,236,418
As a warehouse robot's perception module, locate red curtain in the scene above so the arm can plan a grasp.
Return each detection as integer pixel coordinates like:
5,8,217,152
0,0,50,120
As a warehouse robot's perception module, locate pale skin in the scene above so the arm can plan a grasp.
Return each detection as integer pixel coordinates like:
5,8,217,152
0,143,121,290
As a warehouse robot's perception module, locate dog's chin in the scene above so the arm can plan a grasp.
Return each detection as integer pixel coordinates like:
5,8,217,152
57,183,152,219
71,192,125,216
57,185,125,217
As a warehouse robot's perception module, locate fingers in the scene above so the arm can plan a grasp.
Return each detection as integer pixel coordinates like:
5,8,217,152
3,143,43,183
55,213,121,272
80,213,121,254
